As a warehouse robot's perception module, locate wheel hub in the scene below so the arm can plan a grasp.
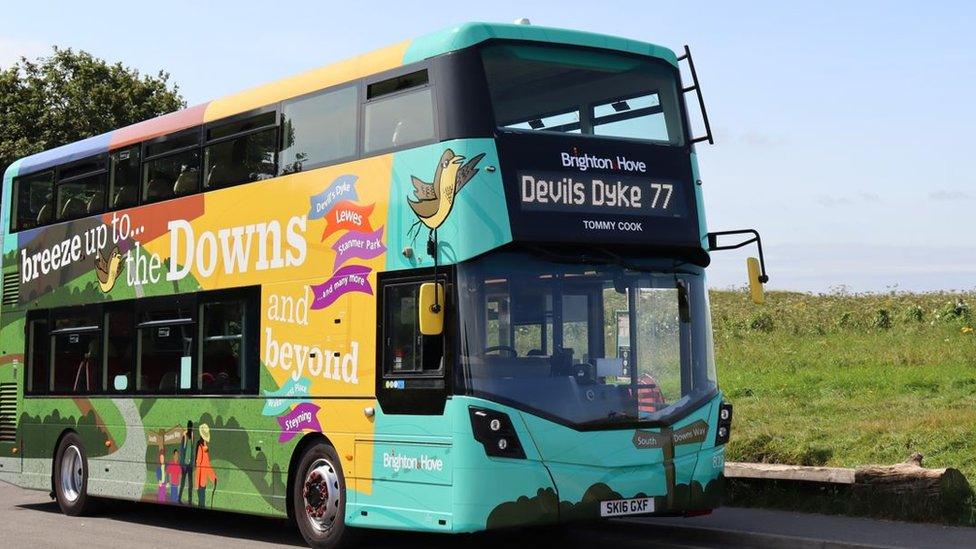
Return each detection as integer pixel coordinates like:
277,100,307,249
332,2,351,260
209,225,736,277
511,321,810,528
60,445,83,503
302,459,341,532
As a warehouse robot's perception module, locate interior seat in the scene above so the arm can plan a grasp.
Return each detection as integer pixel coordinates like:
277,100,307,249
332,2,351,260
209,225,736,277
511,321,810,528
172,168,198,195
60,198,87,220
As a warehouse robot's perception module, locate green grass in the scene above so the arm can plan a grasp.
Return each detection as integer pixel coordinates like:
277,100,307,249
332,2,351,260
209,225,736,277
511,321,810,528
711,289,976,482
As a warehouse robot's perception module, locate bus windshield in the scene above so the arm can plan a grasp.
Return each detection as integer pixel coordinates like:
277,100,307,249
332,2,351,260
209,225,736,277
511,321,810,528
481,43,686,145
455,251,716,428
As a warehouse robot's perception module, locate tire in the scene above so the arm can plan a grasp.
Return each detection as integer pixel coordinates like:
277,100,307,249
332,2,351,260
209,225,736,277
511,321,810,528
293,442,354,548
54,432,94,516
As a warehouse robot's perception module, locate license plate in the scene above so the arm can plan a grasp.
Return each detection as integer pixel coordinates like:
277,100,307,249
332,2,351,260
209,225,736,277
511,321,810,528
600,497,654,517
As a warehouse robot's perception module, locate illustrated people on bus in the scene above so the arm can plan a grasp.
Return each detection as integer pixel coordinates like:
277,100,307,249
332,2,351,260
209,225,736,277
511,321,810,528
195,423,217,508
178,421,195,505
156,444,167,502
167,449,182,503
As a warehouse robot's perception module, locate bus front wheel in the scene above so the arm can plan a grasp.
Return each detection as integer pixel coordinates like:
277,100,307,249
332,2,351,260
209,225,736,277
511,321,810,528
293,442,353,548
54,432,93,516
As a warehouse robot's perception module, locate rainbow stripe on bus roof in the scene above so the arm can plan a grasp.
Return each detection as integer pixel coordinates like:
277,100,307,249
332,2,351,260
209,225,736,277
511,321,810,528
8,22,675,179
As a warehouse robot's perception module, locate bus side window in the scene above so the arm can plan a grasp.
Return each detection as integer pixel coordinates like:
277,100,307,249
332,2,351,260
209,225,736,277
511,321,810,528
104,307,135,393
142,129,201,204
384,282,444,375
204,111,277,189
57,172,106,221
137,306,195,394
364,70,435,154
50,309,102,394
110,146,141,209
280,85,358,174
26,315,50,394
12,171,54,232
199,299,246,393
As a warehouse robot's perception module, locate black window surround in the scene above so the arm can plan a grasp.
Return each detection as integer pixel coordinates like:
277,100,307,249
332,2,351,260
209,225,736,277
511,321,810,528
23,286,260,398
7,53,465,234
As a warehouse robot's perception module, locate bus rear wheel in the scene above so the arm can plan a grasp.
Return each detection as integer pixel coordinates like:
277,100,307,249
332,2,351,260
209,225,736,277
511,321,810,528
293,442,353,548
54,432,93,516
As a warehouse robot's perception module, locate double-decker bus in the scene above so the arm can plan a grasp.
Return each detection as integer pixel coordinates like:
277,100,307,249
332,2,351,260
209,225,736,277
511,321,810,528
0,21,767,548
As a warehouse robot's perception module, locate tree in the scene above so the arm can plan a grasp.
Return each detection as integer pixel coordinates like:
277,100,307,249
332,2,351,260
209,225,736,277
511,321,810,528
0,46,185,174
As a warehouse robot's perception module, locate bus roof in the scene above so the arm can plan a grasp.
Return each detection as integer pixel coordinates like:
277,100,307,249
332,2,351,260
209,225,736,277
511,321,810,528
4,22,676,180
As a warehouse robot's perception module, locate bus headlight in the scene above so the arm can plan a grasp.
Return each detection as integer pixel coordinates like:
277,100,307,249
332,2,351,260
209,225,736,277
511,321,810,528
469,407,526,459
715,402,733,445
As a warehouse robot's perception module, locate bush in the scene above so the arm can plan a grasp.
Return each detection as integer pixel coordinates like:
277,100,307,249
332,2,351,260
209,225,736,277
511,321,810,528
937,299,972,322
902,304,924,323
837,311,855,328
749,312,775,333
873,309,893,330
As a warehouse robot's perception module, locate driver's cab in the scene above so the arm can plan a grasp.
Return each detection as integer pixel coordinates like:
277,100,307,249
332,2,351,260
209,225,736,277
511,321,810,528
481,279,597,383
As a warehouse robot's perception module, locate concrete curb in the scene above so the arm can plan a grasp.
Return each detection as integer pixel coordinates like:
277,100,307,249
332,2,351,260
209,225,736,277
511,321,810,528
613,518,902,549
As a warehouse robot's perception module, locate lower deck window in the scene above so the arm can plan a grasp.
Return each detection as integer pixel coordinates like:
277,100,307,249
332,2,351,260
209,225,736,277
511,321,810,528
24,287,258,396
199,299,246,393
138,313,194,393
50,311,101,394
26,317,50,393
104,308,135,392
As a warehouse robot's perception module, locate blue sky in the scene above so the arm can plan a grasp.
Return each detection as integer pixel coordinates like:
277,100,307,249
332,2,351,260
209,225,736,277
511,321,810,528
2,1,973,292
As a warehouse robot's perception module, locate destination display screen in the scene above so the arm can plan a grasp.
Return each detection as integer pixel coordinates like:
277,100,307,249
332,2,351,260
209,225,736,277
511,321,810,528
518,170,684,218
495,132,702,252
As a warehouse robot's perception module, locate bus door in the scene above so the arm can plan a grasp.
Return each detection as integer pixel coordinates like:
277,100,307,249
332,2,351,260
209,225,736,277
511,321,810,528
361,272,453,520
375,272,451,416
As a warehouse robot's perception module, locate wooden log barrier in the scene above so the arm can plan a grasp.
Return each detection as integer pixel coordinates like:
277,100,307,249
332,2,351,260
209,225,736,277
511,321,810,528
726,454,974,522
852,453,973,518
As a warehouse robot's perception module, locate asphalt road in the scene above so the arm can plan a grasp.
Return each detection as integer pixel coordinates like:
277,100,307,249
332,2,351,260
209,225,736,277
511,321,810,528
3,481,976,548
0,481,707,549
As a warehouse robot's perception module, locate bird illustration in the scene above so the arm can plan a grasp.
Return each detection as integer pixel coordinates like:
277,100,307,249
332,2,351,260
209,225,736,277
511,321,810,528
95,246,126,293
407,149,485,242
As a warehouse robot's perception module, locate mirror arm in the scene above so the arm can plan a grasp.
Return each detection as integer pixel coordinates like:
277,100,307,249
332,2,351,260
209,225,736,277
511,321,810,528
427,229,442,312
707,229,769,283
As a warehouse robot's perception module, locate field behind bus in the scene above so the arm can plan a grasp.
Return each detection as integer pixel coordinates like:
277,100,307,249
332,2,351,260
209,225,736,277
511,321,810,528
711,288,976,486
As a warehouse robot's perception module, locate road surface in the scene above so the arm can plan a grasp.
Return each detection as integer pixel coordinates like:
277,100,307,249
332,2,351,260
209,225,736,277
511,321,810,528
2,481,974,548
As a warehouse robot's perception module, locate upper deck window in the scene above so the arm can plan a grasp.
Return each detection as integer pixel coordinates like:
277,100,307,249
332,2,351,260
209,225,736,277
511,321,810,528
143,129,201,203
56,156,108,221
481,44,685,146
110,146,141,210
204,111,277,189
364,70,435,154
11,171,54,231
281,85,358,174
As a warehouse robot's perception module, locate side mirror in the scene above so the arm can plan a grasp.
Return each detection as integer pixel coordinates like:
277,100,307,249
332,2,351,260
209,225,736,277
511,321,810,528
418,282,445,336
747,257,765,305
